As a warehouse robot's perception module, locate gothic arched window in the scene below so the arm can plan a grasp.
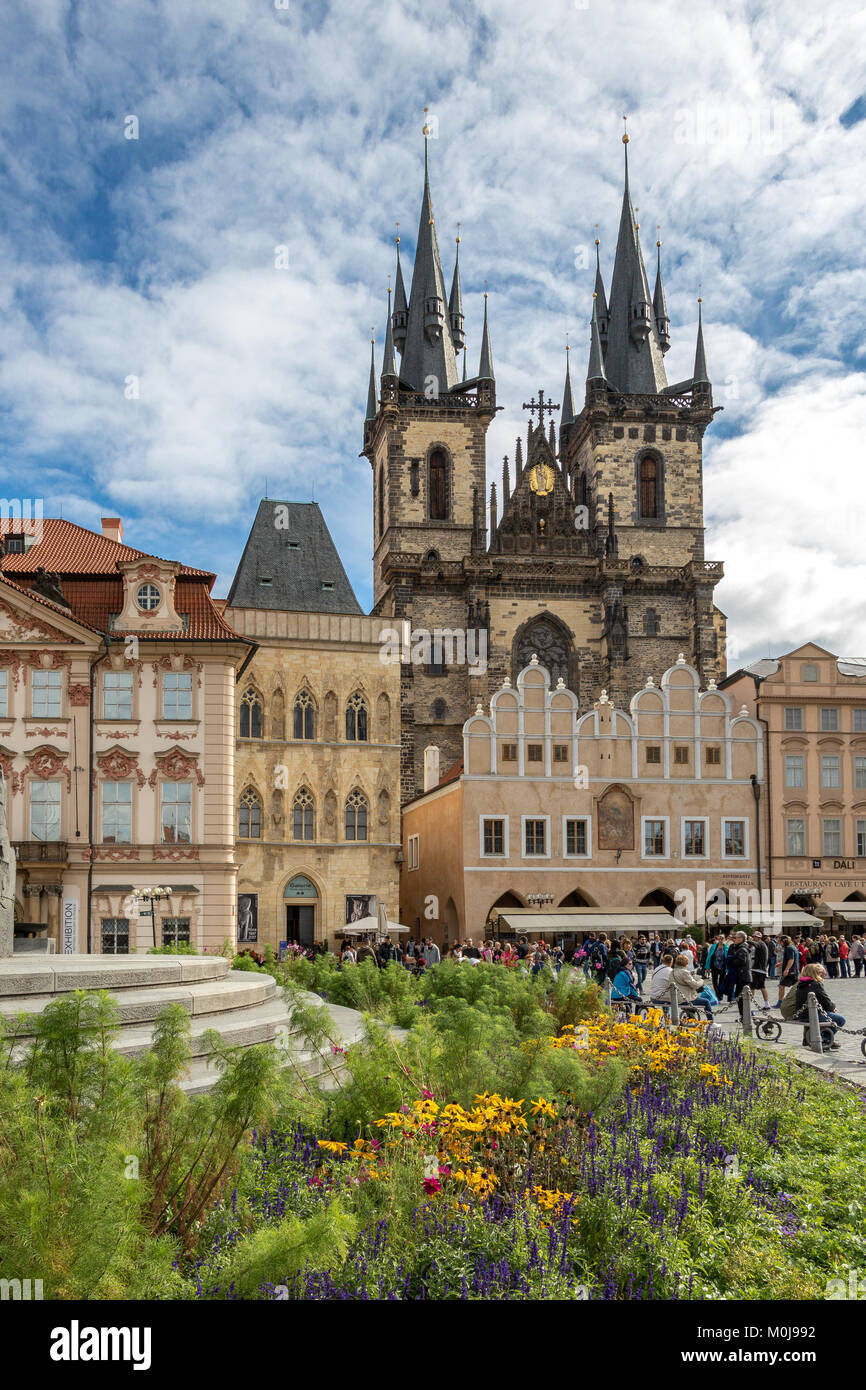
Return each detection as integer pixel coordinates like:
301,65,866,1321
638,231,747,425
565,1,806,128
428,449,449,521
238,787,262,839
345,691,368,742
293,690,315,740
239,687,263,739
513,616,572,689
377,466,385,537
345,788,368,842
645,609,659,636
292,787,315,841
639,456,659,519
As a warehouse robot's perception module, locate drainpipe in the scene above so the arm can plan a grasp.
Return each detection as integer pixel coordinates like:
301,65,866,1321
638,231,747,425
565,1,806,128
85,650,102,953
751,672,773,903
750,774,762,897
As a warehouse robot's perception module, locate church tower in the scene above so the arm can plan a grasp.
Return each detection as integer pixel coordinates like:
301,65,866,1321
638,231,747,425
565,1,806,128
559,128,726,703
362,121,497,800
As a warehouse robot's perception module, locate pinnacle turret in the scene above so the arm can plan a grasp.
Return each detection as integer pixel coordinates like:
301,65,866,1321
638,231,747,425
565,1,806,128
653,234,670,353
449,230,465,351
693,298,710,384
392,237,408,354
365,334,377,420
381,287,397,382
560,346,576,428
586,294,607,387
478,293,494,381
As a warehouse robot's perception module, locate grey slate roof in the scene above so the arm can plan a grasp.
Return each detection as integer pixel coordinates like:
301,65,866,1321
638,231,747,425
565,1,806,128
603,142,669,395
226,501,363,615
586,294,607,384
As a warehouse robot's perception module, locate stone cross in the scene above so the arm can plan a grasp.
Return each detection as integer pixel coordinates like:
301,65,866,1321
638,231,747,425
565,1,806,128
0,771,15,957
522,388,559,429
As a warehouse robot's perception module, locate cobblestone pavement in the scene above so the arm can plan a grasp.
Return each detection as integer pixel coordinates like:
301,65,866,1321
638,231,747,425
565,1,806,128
709,976,866,1088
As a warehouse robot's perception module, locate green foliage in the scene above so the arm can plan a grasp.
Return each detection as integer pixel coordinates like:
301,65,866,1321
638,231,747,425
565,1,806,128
147,942,199,956
218,1201,357,1299
286,954,421,1026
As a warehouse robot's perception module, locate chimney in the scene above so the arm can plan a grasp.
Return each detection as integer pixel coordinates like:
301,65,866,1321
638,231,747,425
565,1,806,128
101,517,123,544
423,745,440,793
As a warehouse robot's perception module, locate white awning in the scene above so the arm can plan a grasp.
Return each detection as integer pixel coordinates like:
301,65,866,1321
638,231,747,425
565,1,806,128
712,906,822,935
823,902,866,922
342,915,409,935
496,908,680,934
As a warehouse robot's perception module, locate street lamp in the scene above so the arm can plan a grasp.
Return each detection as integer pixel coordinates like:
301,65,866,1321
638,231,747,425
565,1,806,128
527,892,554,910
130,886,173,949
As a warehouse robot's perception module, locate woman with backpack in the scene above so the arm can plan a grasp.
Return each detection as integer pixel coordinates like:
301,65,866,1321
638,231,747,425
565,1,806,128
824,935,841,979
776,935,799,1004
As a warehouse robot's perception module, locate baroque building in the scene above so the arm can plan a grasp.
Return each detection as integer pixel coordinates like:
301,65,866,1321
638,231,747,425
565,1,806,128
362,131,727,801
0,516,251,953
225,501,401,951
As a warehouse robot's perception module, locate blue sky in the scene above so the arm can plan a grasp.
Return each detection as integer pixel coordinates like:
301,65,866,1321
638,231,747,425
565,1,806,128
1,0,864,667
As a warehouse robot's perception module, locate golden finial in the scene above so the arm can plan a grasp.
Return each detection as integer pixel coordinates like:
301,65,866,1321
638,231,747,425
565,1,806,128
395,220,400,246
622,114,629,145
456,220,461,245
370,327,375,344
592,291,597,299
423,106,430,138
656,223,661,248
635,205,640,232
483,277,488,301
594,221,600,247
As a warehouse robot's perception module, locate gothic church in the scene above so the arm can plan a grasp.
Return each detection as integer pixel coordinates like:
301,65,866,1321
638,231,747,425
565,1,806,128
362,131,726,802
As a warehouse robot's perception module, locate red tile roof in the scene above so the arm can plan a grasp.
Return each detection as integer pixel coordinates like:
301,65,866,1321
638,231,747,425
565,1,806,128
0,520,244,643
439,757,464,786
0,518,213,580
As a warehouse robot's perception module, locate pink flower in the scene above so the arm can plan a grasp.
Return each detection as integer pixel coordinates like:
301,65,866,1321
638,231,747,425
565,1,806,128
423,1177,442,1195
438,1165,452,1178
421,1088,434,1099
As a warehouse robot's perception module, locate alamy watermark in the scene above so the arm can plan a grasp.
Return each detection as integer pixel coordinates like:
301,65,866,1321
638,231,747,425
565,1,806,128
673,883,784,928
379,621,488,674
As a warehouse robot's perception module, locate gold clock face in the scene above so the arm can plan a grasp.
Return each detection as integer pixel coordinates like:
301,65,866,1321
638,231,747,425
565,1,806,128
529,462,555,496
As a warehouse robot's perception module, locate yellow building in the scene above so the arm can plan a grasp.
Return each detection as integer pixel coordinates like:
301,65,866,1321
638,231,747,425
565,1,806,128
225,501,401,950
0,516,251,953
401,655,767,945
721,643,866,929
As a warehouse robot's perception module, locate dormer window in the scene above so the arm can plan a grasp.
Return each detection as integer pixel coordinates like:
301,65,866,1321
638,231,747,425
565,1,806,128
136,583,160,612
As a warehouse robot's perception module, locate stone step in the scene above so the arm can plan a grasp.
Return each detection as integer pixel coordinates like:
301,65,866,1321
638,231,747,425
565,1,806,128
0,953,230,998
112,997,303,1059
177,1045,348,1095
0,970,276,1028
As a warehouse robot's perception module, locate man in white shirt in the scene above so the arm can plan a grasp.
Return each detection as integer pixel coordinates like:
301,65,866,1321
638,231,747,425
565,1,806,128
648,954,675,1003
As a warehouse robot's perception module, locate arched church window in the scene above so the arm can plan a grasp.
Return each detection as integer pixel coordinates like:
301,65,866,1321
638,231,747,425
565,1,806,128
292,787,315,841
346,691,368,742
513,617,571,689
429,449,449,521
345,788,368,842
238,787,262,839
639,456,659,519
645,609,660,636
378,466,385,537
239,688,263,739
293,690,316,740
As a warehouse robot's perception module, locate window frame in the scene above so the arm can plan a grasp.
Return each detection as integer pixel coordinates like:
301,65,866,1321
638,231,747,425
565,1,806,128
162,670,193,720
820,754,841,790
160,779,193,844
642,816,668,858
521,814,550,859
479,816,508,859
721,817,749,860
238,787,262,840
681,816,710,860
822,817,842,857
562,815,591,859
102,669,133,720
786,817,806,857
29,778,62,841
785,753,805,789
31,668,63,718
101,779,133,845
820,707,840,732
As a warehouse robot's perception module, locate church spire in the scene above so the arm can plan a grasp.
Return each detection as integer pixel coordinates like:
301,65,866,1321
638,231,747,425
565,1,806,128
560,342,576,428
594,230,609,350
478,290,494,381
365,331,378,420
502,453,511,501
392,228,408,355
586,293,607,386
653,228,670,352
603,123,668,395
693,296,710,384
399,114,460,394
381,286,397,382
449,225,465,351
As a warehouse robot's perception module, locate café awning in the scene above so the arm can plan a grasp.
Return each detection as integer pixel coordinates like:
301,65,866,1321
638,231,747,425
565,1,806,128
823,902,866,923
712,906,822,935
342,915,409,936
495,908,680,935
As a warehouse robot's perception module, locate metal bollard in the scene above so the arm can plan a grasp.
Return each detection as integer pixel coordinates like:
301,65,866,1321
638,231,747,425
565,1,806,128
604,977,613,1010
807,992,824,1055
668,980,680,1024
741,986,753,1037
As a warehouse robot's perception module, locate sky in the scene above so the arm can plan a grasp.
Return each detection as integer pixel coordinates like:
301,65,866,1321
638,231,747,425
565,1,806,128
1,0,864,670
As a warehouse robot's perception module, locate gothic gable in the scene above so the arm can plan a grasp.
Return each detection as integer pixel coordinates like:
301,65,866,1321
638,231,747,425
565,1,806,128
492,422,589,556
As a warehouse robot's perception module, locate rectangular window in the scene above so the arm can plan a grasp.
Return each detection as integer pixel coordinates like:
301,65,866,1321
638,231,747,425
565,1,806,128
704,746,721,765
565,818,588,856
784,707,804,730
527,744,543,763
724,819,745,857
162,917,191,947
101,781,132,843
161,781,192,843
820,707,840,731
553,744,569,763
101,917,129,954
673,746,689,765
785,754,805,788
858,819,866,857
786,818,805,856
501,743,517,763
0,668,7,717
644,820,666,856
822,819,842,856
645,746,661,764
427,658,445,677
821,755,840,789
407,833,419,870
854,709,866,732
162,672,192,719
855,757,866,790
102,670,133,719
30,781,61,840
483,818,505,856
683,820,706,856
32,668,62,717
524,819,546,856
